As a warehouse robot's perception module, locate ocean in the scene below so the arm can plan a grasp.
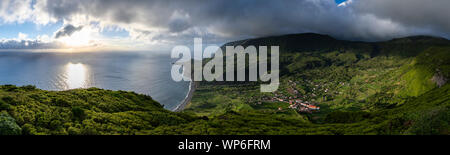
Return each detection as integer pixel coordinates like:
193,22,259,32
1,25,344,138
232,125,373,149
0,51,190,110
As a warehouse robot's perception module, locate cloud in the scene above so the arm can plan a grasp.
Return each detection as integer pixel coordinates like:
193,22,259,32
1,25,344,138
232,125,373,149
18,32,28,40
0,0,33,23
0,32,58,49
338,0,353,7
0,39,61,49
54,24,83,39
0,0,450,50
168,11,191,33
349,0,450,38
35,0,449,42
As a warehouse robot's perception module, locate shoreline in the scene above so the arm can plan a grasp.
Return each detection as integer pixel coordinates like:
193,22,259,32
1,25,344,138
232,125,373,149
173,80,196,112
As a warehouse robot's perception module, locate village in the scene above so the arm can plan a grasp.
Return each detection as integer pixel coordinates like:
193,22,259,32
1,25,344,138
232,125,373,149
261,94,321,113
255,79,333,114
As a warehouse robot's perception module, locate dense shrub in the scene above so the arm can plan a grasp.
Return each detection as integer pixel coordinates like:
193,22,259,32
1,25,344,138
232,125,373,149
72,106,86,120
0,112,22,135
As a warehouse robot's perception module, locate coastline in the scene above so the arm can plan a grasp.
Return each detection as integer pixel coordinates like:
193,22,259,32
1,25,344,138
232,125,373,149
173,80,196,112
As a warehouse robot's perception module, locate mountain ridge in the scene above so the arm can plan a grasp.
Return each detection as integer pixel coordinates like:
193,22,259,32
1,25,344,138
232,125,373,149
221,33,450,57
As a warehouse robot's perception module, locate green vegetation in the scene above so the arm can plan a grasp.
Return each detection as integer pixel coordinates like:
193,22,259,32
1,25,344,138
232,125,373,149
0,33,448,135
0,86,198,135
183,34,450,135
0,111,22,135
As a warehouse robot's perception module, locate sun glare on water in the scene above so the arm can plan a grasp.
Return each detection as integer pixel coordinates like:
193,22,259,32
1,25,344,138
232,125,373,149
64,63,89,89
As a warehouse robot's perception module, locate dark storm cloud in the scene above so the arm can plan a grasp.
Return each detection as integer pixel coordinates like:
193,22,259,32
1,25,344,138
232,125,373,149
37,0,450,42
54,24,83,39
168,18,191,33
351,0,450,38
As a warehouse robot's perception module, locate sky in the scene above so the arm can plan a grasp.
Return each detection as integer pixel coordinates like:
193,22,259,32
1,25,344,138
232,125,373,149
0,0,449,51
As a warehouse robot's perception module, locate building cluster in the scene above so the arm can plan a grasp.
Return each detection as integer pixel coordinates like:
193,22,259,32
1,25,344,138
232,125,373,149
262,95,320,113
255,79,328,113
288,99,320,113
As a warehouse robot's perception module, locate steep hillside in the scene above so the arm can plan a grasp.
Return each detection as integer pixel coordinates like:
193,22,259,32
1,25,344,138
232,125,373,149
0,85,197,135
1,33,448,135
184,33,450,134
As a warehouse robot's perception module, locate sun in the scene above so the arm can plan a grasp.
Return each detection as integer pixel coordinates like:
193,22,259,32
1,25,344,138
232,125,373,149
58,29,93,47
